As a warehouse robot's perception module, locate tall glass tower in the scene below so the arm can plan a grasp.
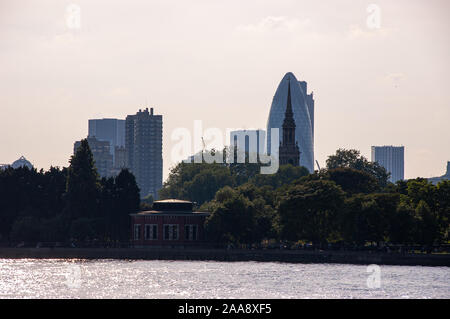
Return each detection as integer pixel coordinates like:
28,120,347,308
267,72,314,172
88,118,125,165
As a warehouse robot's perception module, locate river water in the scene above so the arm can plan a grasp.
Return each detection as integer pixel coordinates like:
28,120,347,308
0,259,448,298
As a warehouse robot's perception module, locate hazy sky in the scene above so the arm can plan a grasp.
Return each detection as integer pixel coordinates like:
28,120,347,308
1,0,449,181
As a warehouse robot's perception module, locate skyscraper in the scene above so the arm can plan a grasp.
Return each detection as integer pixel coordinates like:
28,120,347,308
125,108,163,199
229,129,266,157
88,118,125,165
371,146,405,182
267,72,314,172
74,136,113,178
278,79,300,166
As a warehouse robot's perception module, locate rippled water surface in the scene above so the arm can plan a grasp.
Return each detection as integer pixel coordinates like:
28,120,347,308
0,259,448,298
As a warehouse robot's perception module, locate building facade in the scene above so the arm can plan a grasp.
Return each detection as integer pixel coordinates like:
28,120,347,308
229,129,265,159
130,199,209,247
125,108,163,199
371,145,405,183
88,118,125,167
267,72,314,172
0,156,33,170
278,80,300,166
74,136,113,178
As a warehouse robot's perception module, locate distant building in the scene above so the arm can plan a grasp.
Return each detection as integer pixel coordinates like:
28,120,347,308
267,72,314,172
130,199,209,247
74,137,113,178
0,156,33,170
371,146,404,183
428,161,450,185
109,146,127,176
88,118,125,166
230,129,265,158
278,79,300,166
125,108,163,199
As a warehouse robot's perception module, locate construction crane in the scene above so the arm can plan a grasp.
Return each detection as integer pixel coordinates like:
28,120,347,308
316,160,321,171
201,137,206,153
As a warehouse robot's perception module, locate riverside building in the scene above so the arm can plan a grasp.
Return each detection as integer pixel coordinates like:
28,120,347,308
130,199,209,247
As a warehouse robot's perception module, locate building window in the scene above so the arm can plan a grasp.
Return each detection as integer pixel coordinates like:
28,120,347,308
184,225,198,240
152,224,157,239
163,224,179,240
134,224,141,241
145,224,158,240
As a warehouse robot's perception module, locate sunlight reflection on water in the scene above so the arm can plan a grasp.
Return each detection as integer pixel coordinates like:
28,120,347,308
0,259,448,299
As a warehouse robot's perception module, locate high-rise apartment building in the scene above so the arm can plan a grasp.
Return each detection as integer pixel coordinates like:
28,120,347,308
125,108,162,199
371,146,405,182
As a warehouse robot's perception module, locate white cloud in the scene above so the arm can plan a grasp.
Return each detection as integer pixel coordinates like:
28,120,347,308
236,16,310,33
347,24,391,39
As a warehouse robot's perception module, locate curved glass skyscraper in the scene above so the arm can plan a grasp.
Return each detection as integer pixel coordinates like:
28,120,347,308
267,72,315,172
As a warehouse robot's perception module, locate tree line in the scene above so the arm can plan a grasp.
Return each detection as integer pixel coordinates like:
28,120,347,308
0,139,140,245
1,144,448,250
159,148,449,249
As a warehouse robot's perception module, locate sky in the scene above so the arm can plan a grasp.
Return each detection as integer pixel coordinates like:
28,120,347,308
0,0,449,181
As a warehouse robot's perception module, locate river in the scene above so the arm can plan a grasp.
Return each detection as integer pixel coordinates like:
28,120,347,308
0,259,448,298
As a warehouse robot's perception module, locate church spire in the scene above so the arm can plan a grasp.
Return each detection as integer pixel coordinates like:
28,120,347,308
283,78,296,129
278,77,300,166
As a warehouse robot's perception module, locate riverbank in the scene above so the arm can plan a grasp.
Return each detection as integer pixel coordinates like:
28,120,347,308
1,247,449,266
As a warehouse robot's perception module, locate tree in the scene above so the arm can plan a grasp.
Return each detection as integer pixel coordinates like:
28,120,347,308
388,200,416,244
69,218,95,242
185,167,234,205
113,169,140,241
66,139,100,219
326,167,380,194
250,165,309,189
341,193,399,246
277,180,345,246
159,162,234,205
326,148,390,187
205,187,255,245
415,200,440,247
435,180,450,242
10,216,41,243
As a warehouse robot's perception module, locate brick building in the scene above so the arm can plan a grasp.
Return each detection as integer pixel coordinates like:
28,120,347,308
130,199,210,247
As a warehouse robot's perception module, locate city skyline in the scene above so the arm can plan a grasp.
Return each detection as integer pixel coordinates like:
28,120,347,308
0,0,449,181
